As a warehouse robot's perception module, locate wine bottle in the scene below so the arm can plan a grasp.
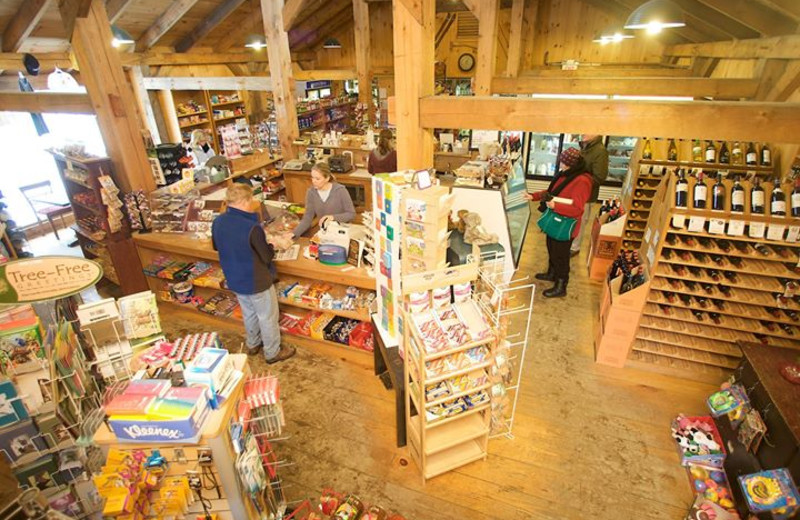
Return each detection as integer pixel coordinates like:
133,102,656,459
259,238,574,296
731,141,743,164
766,307,782,318
731,176,745,213
712,172,726,211
780,323,794,336
679,294,692,305
732,240,750,254
711,299,725,310
667,139,678,161
692,252,708,263
729,256,743,268
754,333,769,345
701,283,714,294
709,255,725,266
642,138,652,159
719,142,730,164
658,304,672,315
707,269,721,282
698,237,712,248
666,234,677,246
705,141,716,163
723,271,738,283
684,280,698,291
716,239,732,253
692,139,703,162
664,291,676,303
770,178,786,216
761,143,771,166
718,284,732,296
694,172,708,209
668,278,682,290
692,310,705,321
792,178,800,217
753,243,771,256
773,246,792,259
688,266,703,277
695,296,709,308
751,177,765,214
746,142,758,165
662,248,673,260
675,169,689,208
670,264,687,276
783,308,799,322
678,250,692,262
709,312,722,324
761,320,777,332
679,235,697,247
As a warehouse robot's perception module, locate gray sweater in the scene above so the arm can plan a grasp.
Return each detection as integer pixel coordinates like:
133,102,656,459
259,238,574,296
293,182,356,238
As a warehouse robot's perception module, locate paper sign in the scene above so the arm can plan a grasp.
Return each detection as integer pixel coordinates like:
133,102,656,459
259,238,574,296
767,224,786,242
0,256,102,304
671,215,686,229
688,216,706,233
786,225,800,243
727,220,745,236
708,219,726,235
749,222,766,239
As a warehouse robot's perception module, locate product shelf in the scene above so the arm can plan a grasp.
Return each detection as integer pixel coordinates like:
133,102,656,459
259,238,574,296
639,315,740,343
638,158,775,173
626,349,730,381
425,383,492,409
653,264,783,294
210,100,243,108
407,331,496,363
408,412,489,455
648,291,800,327
64,176,93,190
71,199,104,216
213,114,245,123
179,120,211,129
177,110,208,117
632,338,739,369
665,226,800,251
635,327,742,358
650,277,800,312
422,438,485,480
659,256,800,281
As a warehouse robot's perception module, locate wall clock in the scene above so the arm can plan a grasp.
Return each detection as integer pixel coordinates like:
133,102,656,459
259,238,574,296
458,53,475,72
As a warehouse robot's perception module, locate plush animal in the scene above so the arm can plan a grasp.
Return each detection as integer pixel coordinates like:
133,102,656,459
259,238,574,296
462,212,498,246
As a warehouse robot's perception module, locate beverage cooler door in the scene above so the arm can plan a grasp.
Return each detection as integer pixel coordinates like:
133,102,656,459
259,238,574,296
606,136,638,183
526,133,560,178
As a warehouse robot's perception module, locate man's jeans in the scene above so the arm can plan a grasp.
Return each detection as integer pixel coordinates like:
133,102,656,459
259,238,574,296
235,286,281,359
571,202,593,253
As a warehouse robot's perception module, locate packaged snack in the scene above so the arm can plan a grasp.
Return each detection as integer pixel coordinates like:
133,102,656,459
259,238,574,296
452,282,472,303
408,291,431,314
432,286,451,309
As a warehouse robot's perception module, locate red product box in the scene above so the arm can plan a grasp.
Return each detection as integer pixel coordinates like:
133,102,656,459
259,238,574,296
349,322,374,351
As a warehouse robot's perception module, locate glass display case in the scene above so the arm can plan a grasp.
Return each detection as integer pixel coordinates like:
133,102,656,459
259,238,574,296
525,133,631,186
527,133,560,177
503,161,530,267
606,136,638,181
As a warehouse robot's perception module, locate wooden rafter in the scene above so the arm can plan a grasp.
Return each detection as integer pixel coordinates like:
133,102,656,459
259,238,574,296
58,0,93,39
288,0,351,48
525,67,693,78
216,9,263,51
397,0,424,26
751,0,800,24
474,0,499,94
665,35,800,59
283,0,315,30
504,0,524,78
694,0,797,36
137,0,201,51
576,0,688,46
0,52,74,73
2,0,54,52
174,0,246,52
0,92,93,114
754,59,788,101
418,96,800,144
671,0,759,40
106,0,137,24
491,77,760,99
295,6,353,50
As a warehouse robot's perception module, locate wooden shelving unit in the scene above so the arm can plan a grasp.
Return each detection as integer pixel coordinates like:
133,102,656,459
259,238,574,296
172,90,248,154
627,171,800,380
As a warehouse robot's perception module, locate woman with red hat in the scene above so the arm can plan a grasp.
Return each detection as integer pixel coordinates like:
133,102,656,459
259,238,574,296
525,147,593,298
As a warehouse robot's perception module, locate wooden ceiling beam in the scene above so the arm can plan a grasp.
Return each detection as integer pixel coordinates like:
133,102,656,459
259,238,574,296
283,0,315,31
754,59,789,101
292,66,357,80
665,35,800,59
397,0,424,26
118,52,271,66
491,77,760,99
524,67,693,78
0,52,74,72
57,0,93,39
174,0,246,52
294,7,353,50
141,76,272,90
750,0,800,24
216,9,263,51
288,0,351,48
503,0,525,78
419,96,800,144
106,0,137,24
2,0,54,52
137,0,201,51
474,0,499,94
694,0,797,37
0,92,93,113
671,0,759,40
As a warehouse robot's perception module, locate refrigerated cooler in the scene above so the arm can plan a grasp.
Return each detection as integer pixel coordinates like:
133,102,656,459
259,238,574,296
525,134,637,185
606,136,638,181
527,133,561,177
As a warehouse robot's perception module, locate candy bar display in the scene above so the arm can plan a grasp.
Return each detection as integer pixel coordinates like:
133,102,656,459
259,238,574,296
123,190,153,232
149,189,199,233
275,280,375,315
197,292,239,318
133,332,220,370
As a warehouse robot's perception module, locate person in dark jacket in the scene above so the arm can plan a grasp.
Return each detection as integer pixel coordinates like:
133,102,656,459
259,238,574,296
212,184,295,363
526,147,594,298
292,162,356,238
570,134,609,256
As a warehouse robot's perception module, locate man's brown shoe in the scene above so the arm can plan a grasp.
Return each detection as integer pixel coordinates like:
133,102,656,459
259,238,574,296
246,343,263,356
266,344,296,364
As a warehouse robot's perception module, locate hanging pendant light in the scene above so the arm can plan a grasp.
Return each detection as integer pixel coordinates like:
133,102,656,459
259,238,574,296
593,26,635,44
110,25,135,47
625,0,685,34
245,34,267,50
323,38,342,49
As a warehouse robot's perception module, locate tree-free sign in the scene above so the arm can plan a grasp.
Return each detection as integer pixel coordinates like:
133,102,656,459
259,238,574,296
0,256,103,303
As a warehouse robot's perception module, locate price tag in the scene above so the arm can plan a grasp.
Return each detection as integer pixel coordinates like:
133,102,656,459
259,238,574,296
66,159,73,171
647,246,656,267
767,224,786,242
749,221,766,239
786,225,800,243
708,219,726,235
644,227,652,242
671,215,686,229
688,216,706,233
727,220,745,236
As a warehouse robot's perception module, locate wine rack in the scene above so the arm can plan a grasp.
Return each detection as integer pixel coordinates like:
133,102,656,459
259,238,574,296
627,172,800,381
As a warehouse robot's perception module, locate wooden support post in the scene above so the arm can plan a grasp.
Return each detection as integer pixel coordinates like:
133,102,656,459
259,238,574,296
157,89,181,143
472,0,499,94
61,0,155,192
505,0,525,78
261,0,299,160
353,0,374,125
392,0,434,170
127,66,162,144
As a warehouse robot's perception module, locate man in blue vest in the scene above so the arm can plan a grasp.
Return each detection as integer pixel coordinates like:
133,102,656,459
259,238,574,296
212,183,295,363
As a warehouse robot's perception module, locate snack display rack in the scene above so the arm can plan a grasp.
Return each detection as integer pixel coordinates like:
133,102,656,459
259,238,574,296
401,185,452,274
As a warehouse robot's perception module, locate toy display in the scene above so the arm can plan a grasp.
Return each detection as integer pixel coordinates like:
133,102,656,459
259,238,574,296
685,496,741,520
738,469,800,518
706,384,749,417
685,463,737,513
671,415,726,467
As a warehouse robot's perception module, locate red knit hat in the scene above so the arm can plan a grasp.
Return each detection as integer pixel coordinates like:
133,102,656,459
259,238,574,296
558,147,582,167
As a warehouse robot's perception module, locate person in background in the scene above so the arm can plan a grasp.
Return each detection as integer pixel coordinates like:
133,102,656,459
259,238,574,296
292,162,356,238
190,129,216,168
367,129,397,174
212,184,296,364
526,147,593,298
569,134,609,257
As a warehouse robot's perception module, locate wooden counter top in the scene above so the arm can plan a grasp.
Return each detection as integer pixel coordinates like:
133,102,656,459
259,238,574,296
229,150,282,175
281,167,372,180
93,354,248,446
133,232,375,290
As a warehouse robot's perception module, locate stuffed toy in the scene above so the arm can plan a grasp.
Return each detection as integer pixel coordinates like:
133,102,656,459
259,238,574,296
462,212,498,246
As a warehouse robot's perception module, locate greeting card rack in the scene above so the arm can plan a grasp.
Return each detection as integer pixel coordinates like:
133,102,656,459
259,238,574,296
627,172,800,381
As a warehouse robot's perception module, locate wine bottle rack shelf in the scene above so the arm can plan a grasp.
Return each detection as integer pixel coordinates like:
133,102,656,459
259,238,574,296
653,264,784,294
650,277,800,312
632,338,740,369
647,291,800,328
643,303,798,341
627,350,730,380
636,327,742,358
638,159,775,174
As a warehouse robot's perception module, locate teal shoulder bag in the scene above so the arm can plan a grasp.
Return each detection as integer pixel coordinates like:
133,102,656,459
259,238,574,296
537,208,576,241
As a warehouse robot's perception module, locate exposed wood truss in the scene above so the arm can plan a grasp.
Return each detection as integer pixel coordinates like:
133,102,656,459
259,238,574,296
0,92,93,113
174,0,246,52
665,35,800,59
283,0,315,30
695,0,798,36
105,0,137,24
137,0,201,51
141,76,273,90
2,0,54,52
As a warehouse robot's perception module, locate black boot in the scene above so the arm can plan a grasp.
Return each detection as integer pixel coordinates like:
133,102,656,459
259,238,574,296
543,278,567,298
535,269,556,281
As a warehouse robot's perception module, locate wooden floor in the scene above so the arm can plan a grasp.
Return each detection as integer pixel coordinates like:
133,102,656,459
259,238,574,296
159,224,723,520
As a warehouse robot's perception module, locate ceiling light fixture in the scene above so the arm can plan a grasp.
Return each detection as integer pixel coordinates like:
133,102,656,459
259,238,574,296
323,38,342,49
244,34,267,50
592,27,635,44
110,25,135,48
624,0,685,32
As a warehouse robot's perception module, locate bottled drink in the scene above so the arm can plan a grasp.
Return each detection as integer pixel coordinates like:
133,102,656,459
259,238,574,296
731,176,745,213
679,294,692,306
642,138,652,159
771,178,786,216
753,243,771,256
667,278,682,290
712,172,726,211
666,234,677,246
692,139,703,162
707,269,721,282
723,271,738,283
711,299,725,310
779,323,794,336
731,141,743,164
783,308,799,322
692,310,705,321
688,266,703,277
662,248,673,259
719,142,730,164
729,256,743,268
761,143,771,166
754,333,769,345
671,264,687,276
709,312,722,324
685,281,698,292
664,291,676,303
710,254,725,266
761,320,777,332
773,246,791,259
694,172,707,209
705,141,716,163
701,283,714,294
751,177,765,214
668,139,678,161
792,178,800,217
718,285,732,296
692,252,708,263
658,304,672,315
746,142,758,165
678,250,692,262
679,235,697,247
732,241,750,254
695,296,709,308
698,237,712,248
716,239,732,253
675,169,689,208
766,307,782,318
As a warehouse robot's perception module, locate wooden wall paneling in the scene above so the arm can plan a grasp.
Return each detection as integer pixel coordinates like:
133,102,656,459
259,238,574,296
752,0,800,24
300,9,354,51
695,0,797,37
312,20,356,68
283,0,315,30
520,0,538,71
174,0,247,53
136,0,201,51
418,96,800,144
529,0,550,67
392,0,435,169
369,2,394,69
288,0,351,48
771,62,800,102
261,0,299,159
354,0,374,123
753,59,789,100
504,0,525,77
710,59,758,79
433,13,476,79
2,0,54,52
64,0,155,192
473,0,498,94
671,0,761,40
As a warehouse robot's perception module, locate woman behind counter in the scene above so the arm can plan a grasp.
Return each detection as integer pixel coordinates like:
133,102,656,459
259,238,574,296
189,129,216,168
292,162,356,238
367,129,397,174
